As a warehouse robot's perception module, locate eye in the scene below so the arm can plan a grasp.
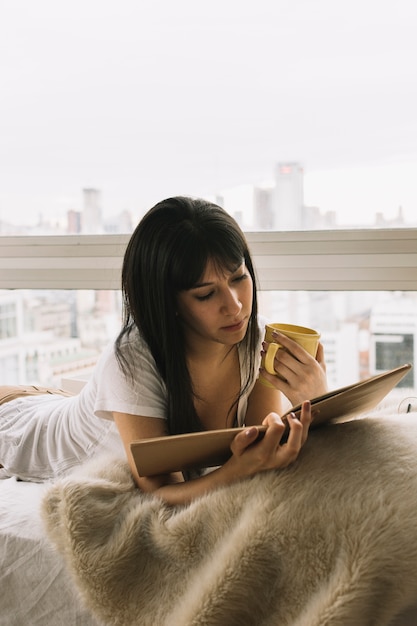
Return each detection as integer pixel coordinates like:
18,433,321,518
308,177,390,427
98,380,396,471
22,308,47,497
195,291,214,301
233,272,248,283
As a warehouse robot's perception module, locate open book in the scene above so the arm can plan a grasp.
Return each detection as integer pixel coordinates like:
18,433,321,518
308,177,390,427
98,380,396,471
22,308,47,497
130,363,412,477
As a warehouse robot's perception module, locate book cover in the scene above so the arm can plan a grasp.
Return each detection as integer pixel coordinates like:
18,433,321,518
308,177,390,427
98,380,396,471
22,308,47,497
131,363,412,477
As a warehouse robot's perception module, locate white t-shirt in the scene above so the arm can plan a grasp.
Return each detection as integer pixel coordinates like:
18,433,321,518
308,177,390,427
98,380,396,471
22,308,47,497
0,317,266,481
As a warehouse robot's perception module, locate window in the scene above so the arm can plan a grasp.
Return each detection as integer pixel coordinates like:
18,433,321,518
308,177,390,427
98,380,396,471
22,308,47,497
0,301,17,340
1,232,416,394
0,2,416,400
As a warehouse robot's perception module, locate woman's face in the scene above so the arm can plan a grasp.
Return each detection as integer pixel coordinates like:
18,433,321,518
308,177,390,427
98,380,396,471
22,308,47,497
176,259,253,348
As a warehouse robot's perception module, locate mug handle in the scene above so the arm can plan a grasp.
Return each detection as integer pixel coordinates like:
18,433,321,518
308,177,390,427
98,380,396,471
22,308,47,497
264,342,280,375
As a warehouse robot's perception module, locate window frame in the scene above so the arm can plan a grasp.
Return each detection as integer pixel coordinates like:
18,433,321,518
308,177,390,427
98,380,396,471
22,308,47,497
1,229,416,291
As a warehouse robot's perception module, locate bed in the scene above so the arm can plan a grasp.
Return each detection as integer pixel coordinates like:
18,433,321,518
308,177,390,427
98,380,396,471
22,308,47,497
2,405,417,626
0,476,99,626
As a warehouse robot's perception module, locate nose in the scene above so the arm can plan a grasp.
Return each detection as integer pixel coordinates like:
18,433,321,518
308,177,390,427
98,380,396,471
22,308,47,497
221,287,242,316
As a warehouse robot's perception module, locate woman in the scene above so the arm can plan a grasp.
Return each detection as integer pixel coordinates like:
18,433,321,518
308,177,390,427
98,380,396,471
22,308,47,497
0,197,327,503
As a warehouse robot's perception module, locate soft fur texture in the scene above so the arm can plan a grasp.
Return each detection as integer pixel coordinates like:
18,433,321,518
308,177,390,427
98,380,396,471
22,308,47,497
42,412,417,626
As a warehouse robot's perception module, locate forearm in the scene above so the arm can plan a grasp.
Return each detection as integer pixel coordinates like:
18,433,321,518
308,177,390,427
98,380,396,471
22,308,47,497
146,459,248,506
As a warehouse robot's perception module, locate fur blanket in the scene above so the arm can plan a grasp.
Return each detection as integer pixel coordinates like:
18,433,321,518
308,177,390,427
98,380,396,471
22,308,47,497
42,412,417,626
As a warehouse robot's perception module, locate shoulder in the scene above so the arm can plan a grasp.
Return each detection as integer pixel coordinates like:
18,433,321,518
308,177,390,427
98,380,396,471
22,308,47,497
92,327,167,419
258,315,271,332
257,314,270,336
238,314,269,377
96,327,157,379
116,326,154,363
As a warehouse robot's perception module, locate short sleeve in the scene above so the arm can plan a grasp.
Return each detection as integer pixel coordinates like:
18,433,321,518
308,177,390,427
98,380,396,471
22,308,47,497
91,332,167,421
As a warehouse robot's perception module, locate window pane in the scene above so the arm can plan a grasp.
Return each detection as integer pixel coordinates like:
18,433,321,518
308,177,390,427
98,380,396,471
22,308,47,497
1,289,415,406
375,335,414,380
0,289,122,386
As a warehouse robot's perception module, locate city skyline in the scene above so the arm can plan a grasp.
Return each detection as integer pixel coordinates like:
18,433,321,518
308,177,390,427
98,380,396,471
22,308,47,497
1,158,416,231
1,1,417,228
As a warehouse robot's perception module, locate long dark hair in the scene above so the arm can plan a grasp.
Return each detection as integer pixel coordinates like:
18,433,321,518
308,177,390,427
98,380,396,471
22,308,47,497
115,196,259,435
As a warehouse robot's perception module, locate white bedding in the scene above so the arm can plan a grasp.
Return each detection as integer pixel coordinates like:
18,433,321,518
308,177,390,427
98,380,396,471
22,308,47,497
0,477,99,626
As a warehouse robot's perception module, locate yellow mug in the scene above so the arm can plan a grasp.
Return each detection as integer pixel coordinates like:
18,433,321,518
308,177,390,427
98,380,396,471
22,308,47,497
260,323,321,387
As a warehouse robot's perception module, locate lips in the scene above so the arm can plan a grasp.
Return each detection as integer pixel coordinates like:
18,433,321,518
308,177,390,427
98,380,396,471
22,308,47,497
221,319,246,332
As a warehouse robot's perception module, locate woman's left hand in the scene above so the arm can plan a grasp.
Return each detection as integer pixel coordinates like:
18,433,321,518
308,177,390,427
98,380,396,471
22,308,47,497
260,331,328,406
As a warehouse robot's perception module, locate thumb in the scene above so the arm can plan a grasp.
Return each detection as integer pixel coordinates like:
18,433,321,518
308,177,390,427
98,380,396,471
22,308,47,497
230,427,260,457
316,343,326,367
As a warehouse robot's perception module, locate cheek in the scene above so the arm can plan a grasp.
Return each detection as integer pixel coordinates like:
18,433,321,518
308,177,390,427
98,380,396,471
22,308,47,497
177,299,212,328
176,294,193,318
242,280,254,307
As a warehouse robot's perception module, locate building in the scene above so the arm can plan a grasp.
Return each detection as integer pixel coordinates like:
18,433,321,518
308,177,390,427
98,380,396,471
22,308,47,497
67,209,82,234
369,295,417,389
253,185,274,229
273,162,304,230
82,188,103,234
0,290,106,386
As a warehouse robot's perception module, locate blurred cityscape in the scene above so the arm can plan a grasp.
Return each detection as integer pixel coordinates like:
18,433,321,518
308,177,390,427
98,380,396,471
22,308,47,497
0,162,415,395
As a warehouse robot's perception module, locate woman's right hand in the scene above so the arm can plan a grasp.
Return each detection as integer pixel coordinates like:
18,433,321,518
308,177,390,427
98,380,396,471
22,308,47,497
228,400,312,477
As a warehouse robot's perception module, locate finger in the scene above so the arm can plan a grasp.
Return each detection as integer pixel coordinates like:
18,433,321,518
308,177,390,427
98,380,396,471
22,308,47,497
300,400,312,424
258,367,286,390
261,411,282,427
281,402,311,449
269,345,313,382
271,331,311,363
279,413,304,462
253,413,287,454
231,426,260,457
260,344,302,383
261,413,287,443
274,347,323,388
316,343,326,368
260,415,287,453
299,400,312,443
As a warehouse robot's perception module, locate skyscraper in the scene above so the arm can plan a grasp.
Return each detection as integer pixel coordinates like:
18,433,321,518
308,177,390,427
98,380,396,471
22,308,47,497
253,185,274,229
82,188,102,234
273,162,304,229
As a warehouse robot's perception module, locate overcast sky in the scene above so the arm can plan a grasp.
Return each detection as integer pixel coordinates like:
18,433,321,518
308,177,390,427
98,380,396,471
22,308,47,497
1,0,417,226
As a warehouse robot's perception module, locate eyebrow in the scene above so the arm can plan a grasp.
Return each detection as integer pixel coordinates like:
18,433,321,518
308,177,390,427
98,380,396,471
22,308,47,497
191,280,215,289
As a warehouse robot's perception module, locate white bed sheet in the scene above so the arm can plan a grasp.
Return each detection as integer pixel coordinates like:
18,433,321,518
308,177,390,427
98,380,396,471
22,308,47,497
0,477,99,626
